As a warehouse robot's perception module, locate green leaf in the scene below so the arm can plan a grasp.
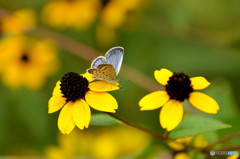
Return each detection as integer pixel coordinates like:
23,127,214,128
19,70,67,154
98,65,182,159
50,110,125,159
169,115,231,140
90,114,122,126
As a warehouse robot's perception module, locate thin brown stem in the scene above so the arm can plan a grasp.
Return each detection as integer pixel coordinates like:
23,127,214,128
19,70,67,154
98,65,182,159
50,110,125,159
32,27,101,61
105,112,166,141
208,131,240,147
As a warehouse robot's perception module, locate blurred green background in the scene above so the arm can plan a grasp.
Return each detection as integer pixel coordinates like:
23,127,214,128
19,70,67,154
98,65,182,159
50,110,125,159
0,0,240,158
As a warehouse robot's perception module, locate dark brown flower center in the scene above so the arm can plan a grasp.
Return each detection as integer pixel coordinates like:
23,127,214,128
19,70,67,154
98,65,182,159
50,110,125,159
21,54,29,62
165,73,193,102
101,0,111,7
60,72,89,102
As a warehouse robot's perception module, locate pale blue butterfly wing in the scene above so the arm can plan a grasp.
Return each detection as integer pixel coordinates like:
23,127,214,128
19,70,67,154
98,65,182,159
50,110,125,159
91,56,107,68
105,47,124,75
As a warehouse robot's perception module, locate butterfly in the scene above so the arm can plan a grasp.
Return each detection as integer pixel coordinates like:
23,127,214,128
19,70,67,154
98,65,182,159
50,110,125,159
87,46,124,84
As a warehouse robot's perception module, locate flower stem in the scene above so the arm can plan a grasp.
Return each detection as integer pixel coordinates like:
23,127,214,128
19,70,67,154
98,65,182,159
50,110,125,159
207,131,240,147
105,112,166,141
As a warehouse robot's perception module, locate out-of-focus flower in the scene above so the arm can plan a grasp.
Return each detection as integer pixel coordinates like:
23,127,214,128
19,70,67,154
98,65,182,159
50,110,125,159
168,134,208,159
173,152,190,159
48,72,119,134
100,0,141,29
96,24,116,47
139,68,219,131
168,135,208,151
42,0,100,30
192,134,208,149
0,8,36,34
227,154,239,159
92,126,150,158
97,0,143,46
0,35,59,90
167,137,192,151
45,126,151,159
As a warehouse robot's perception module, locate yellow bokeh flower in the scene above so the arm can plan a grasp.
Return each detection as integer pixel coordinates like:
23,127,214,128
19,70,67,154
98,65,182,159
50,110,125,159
97,0,142,46
167,137,193,151
45,126,151,159
0,35,59,90
192,134,208,149
0,8,36,34
48,72,119,134
42,0,100,30
173,152,190,159
169,134,208,159
168,134,208,151
227,154,239,159
92,126,151,158
139,68,219,131
100,0,141,29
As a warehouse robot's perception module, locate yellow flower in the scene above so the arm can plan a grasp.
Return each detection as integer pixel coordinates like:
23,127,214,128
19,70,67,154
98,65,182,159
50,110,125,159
139,68,219,131
168,134,208,151
100,0,141,29
227,154,239,159
92,126,151,158
167,137,193,151
169,135,208,159
192,134,208,149
48,72,119,134
45,126,150,159
96,24,116,47
0,8,36,34
42,0,100,30
173,152,190,159
0,35,59,90
97,0,142,46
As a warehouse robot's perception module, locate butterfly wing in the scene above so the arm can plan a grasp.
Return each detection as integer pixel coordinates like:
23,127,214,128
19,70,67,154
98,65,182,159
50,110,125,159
87,64,116,81
105,47,124,75
91,56,107,68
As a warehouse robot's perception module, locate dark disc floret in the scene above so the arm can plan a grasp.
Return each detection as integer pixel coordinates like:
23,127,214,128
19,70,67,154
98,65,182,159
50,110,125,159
21,54,29,62
165,73,193,102
101,0,111,7
60,72,89,102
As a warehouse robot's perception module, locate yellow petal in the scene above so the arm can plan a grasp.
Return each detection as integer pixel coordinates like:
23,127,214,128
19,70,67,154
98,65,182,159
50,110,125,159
189,92,219,114
58,102,75,134
81,72,95,82
190,77,210,90
53,81,62,96
160,100,183,131
193,134,208,149
167,137,192,151
139,91,169,110
48,94,66,113
173,153,190,159
72,99,91,130
154,68,173,86
89,81,119,92
85,91,118,113
226,154,239,159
